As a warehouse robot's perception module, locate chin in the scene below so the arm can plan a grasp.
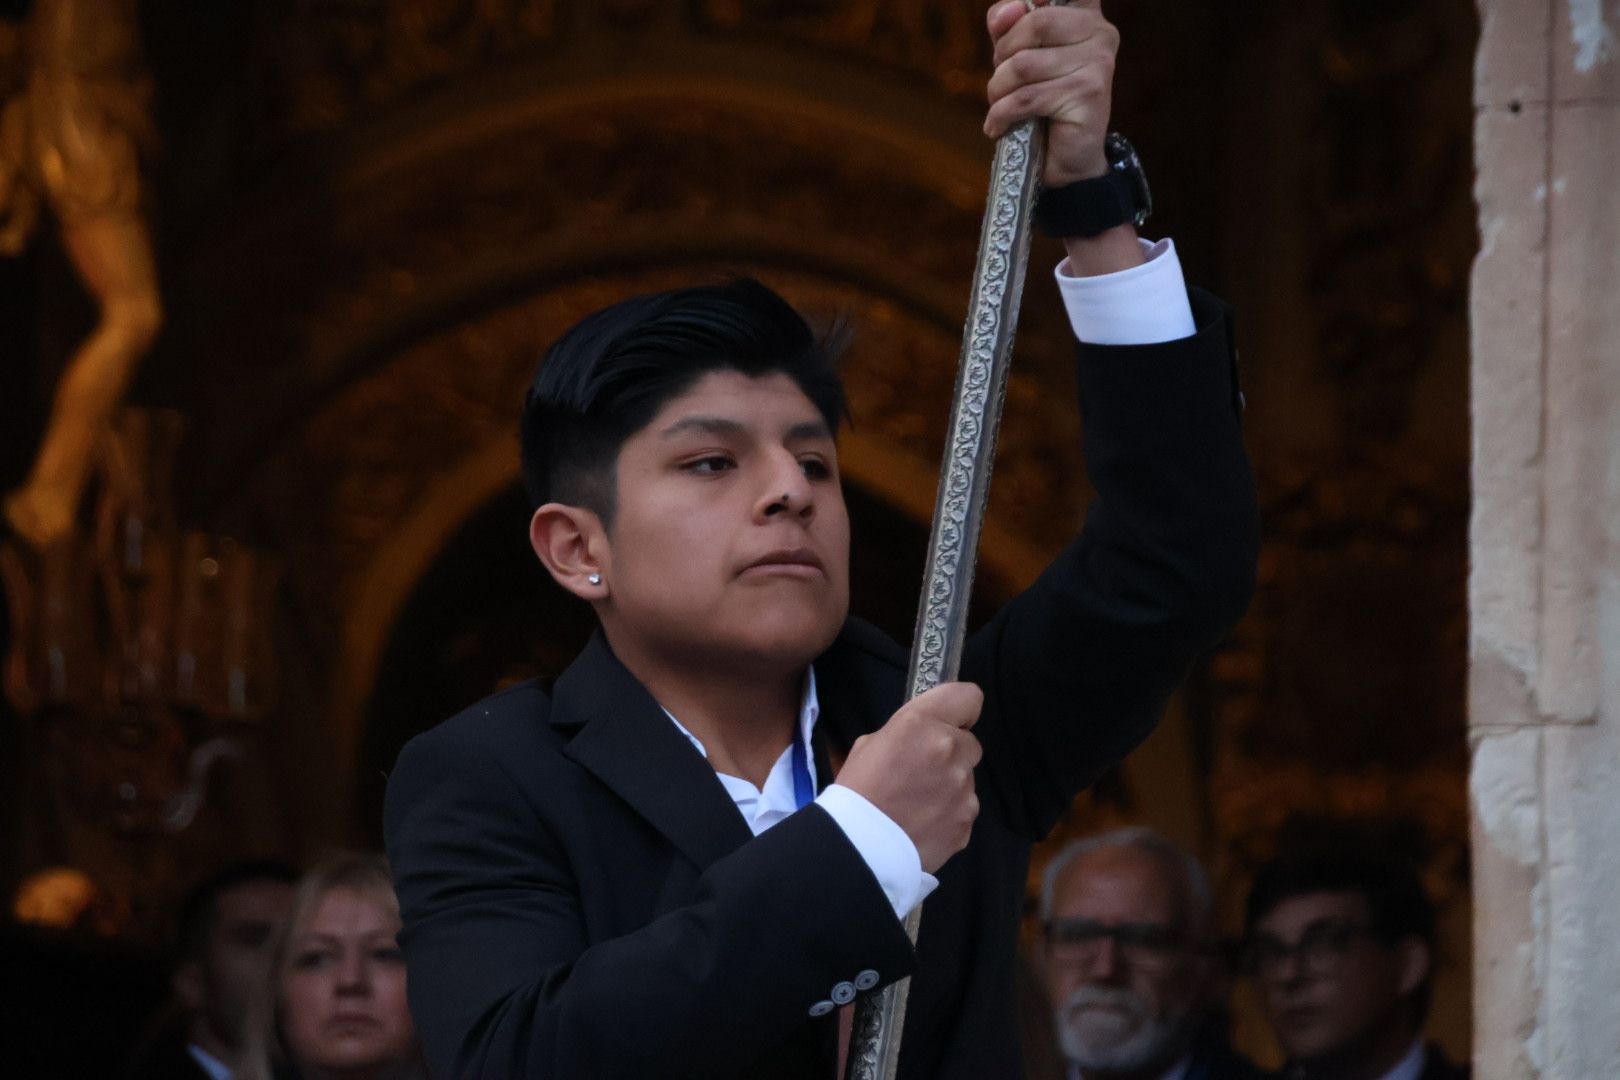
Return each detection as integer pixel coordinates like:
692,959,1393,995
306,1046,396,1072
1281,1030,1344,1063
726,605,845,669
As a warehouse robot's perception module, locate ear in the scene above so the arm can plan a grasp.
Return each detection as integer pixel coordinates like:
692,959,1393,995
530,502,610,601
173,958,205,1011
1395,935,1431,998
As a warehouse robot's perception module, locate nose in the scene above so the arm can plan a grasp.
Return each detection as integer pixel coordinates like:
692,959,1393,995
1082,936,1125,984
335,949,372,995
1264,949,1309,988
755,453,814,523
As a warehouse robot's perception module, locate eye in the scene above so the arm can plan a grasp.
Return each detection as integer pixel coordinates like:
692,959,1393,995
291,949,331,970
798,456,833,481
373,945,406,964
682,454,735,475
1115,923,1179,951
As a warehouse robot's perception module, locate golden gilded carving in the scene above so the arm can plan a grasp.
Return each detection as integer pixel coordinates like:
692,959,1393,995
249,0,998,141
698,0,987,96
1201,448,1469,871
263,0,562,133
1304,0,1472,442
0,0,162,549
1,407,283,936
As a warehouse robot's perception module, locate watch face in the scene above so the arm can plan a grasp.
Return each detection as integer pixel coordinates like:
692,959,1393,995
1105,133,1153,227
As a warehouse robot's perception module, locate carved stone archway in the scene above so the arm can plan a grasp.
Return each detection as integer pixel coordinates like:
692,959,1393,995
169,58,1137,842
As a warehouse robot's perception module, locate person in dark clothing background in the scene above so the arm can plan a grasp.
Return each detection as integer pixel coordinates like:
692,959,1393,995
123,860,297,1080
1243,840,1467,1080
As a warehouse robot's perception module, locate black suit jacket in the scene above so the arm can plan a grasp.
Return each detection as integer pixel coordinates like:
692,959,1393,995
1183,1041,1270,1080
385,289,1258,1079
1280,1043,1469,1080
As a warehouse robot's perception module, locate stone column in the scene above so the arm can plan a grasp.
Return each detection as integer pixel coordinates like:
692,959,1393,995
1471,1,1620,1076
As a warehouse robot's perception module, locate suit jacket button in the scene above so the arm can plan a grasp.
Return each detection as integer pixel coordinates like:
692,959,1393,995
809,1000,835,1017
854,969,880,991
831,981,857,1006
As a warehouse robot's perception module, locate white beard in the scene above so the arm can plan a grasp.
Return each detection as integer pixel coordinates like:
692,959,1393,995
1054,985,1191,1074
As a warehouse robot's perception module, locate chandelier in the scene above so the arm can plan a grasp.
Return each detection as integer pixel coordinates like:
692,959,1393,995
2,408,278,835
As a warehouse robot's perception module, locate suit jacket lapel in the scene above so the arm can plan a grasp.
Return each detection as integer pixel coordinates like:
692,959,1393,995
552,632,753,871
812,623,906,759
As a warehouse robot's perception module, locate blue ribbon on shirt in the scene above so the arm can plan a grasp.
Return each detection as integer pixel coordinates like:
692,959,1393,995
790,726,815,810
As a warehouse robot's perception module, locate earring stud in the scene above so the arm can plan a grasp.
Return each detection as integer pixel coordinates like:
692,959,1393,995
587,573,602,586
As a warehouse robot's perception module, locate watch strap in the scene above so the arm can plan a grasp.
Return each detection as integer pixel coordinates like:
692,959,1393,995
1033,168,1140,240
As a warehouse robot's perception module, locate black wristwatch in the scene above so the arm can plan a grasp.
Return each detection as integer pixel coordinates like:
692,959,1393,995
1033,132,1153,239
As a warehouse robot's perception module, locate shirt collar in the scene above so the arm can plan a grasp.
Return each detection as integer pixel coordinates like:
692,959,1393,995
186,1044,234,1080
1068,1053,1192,1080
663,666,820,787
1377,1040,1429,1080
1283,1040,1428,1080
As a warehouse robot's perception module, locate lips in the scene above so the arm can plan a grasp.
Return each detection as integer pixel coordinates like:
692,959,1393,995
741,548,824,577
1275,1003,1326,1030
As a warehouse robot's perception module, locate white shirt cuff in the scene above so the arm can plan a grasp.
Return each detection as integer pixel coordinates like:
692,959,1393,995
1054,236,1197,346
817,784,939,921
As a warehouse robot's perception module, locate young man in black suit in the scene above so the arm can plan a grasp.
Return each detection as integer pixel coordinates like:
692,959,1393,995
384,2,1258,1076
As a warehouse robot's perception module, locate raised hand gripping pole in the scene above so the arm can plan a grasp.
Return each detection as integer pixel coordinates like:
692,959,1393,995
841,104,1050,1080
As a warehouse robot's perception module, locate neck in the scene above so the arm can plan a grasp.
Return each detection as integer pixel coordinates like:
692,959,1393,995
605,628,805,788
1078,1063,1177,1080
301,1063,417,1080
1296,1022,1420,1080
1076,1046,1188,1080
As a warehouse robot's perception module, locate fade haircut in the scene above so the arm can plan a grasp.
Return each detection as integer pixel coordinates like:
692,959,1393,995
520,278,849,527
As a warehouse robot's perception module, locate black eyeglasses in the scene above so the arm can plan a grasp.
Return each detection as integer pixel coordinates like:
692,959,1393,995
1240,921,1381,980
1042,917,1192,969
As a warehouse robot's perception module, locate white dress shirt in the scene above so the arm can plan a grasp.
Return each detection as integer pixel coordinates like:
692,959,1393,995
667,241,1199,922
1056,237,1197,344
1070,1055,1191,1080
667,667,937,921
1375,1040,1429,1080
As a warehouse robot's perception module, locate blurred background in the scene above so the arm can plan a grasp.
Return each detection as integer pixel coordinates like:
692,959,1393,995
0,0,1476,1072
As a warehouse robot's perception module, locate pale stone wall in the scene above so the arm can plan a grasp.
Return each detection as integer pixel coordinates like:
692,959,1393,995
1471,1,1620,1076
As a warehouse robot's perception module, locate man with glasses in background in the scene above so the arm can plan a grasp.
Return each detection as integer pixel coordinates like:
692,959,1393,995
1039,828,1263,1080
1241,841,1468,1080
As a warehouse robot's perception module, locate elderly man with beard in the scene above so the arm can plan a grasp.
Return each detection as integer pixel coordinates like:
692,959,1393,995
1039,829,1264,1080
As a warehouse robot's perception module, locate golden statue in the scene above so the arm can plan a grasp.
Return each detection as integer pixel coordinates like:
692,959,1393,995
0,0,162,549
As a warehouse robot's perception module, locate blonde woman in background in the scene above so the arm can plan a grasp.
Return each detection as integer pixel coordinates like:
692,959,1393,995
239,854,424,1080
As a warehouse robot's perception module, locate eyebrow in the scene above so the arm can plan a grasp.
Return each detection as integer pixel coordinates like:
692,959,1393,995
658,415,833,443
292,933,340,948
292,929,397,946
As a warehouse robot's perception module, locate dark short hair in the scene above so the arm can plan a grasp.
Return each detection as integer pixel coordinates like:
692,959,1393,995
174,858,298,965
519,278,848,524
1244,832,1438,1016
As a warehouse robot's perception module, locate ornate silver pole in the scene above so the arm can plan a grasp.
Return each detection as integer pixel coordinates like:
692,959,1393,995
842,115,1048,1079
